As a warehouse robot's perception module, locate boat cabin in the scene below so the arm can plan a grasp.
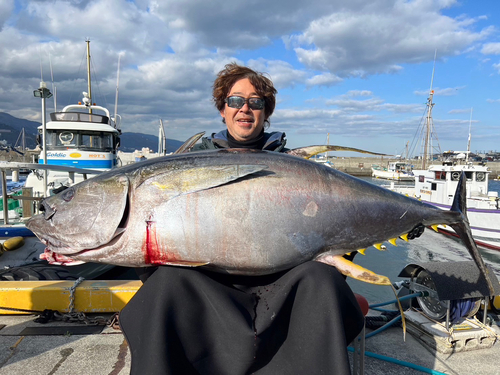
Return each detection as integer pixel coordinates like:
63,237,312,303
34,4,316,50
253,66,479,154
413,164,495,206
388,161,411,172
37,104,121,169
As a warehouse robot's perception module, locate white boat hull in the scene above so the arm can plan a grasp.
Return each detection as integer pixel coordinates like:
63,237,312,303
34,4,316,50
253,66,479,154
372,168,414,181
427,201,500,251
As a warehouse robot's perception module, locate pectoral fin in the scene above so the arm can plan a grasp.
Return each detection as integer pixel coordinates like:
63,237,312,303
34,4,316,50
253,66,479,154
140,164,268,197
315,253,391,285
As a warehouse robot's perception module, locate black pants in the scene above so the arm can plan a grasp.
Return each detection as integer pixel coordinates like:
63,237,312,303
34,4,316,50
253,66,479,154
120,261,364,375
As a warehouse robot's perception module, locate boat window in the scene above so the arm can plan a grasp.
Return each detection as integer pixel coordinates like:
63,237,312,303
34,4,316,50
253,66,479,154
45,130,115,151
465,172,473,181
59,131,74,145
434,171,446,180
79,113,109,124
51,112,79,121
56,131,76,146
43,130,55,146
419,175,425,183
476,172,486,182
431,183,437,191
81,131,114,151
50,112,109,123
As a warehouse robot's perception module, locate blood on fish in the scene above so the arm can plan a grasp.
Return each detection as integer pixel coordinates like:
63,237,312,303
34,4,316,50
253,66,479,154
41,249,77,265
143,219,169,264
143,219,184,265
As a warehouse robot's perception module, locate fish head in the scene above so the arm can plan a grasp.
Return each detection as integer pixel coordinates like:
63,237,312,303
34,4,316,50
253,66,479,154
26,174,129,255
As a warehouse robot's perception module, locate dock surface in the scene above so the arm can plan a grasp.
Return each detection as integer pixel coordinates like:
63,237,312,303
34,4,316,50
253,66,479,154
1,311,499,374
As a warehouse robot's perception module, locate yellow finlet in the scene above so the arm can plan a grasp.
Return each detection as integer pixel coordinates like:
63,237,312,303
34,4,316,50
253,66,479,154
431,225,439,232
357,248,366,255
373,243,384,250
388,238,398,246
399,233,409,242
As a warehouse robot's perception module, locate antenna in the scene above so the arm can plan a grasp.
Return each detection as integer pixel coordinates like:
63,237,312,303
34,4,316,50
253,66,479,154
429,49,437,92
39,47,44,81
49,52,57,111
114,53,121,126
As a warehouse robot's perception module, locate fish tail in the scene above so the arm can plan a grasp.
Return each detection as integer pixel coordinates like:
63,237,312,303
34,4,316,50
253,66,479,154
449,172,495,296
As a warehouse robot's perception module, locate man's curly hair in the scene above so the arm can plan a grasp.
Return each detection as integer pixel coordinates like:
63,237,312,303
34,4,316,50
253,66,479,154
213,63,277,120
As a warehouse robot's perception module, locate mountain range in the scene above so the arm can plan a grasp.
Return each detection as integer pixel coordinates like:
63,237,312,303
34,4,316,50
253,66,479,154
0,112,183,153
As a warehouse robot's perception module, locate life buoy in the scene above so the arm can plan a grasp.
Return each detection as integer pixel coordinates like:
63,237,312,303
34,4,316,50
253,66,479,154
452,172,460,181
476,172,485,182
3,236,25,251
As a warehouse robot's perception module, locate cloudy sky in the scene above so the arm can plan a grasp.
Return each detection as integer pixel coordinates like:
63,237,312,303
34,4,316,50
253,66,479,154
1,0,500,156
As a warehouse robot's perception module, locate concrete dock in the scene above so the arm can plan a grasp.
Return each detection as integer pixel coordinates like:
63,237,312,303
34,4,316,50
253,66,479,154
0,310,499,374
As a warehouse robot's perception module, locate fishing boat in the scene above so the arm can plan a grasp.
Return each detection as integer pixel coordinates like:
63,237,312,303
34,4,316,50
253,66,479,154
24,40,121,198
23,99,121,196
386,69,500,249
389,161,500,250
371,161,414,181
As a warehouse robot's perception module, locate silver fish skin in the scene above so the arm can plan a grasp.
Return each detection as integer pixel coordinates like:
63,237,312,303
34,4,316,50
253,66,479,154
26,149,493,292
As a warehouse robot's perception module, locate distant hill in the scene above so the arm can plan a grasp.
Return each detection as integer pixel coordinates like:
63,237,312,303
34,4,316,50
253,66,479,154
0,112,184,153
0,112,39,148
118,132,183,153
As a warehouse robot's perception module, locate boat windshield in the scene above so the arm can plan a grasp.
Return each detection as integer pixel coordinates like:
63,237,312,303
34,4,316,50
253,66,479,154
50,112,109,124
45,130,115,152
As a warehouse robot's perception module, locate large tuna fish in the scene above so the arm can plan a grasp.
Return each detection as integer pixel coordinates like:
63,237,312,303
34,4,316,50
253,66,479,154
26,148,495,294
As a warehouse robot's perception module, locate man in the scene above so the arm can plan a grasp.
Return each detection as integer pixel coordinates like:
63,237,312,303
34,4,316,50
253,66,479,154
120,63,365,375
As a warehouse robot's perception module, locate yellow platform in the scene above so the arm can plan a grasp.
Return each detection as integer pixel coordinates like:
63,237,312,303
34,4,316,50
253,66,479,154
0,280,141,314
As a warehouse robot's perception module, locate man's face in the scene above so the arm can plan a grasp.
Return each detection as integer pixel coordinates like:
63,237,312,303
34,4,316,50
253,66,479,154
220,78,266,141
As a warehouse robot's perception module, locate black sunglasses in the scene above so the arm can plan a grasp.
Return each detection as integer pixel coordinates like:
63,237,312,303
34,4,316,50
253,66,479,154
225,96,265,110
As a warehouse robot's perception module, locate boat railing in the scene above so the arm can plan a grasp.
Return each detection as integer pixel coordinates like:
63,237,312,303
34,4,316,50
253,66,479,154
0,162,103,225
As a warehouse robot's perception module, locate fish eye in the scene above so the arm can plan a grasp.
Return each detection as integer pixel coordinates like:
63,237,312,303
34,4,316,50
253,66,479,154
61,188,75,202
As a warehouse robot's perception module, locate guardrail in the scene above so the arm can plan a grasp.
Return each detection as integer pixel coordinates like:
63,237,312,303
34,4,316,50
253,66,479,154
0,162,103,225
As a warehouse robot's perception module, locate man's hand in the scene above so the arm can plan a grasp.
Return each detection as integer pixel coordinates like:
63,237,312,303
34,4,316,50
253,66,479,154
407,224,425,240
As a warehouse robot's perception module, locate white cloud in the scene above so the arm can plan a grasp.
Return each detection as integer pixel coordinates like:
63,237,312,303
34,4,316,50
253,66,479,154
306,73,343,87
247,59,307,89
481,43,500,55
0,0,13,30
290,0,492,76
0,0,498,151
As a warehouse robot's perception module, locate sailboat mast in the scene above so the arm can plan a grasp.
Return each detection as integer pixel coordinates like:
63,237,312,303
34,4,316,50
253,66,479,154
423,90,434,169
423,52,437,170
466,108,473,164
86,39,92,114
326,133,330,160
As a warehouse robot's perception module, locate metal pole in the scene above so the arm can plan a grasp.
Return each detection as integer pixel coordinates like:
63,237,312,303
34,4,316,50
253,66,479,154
1,170,9,225
42,91,48,197
86,39,92,114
